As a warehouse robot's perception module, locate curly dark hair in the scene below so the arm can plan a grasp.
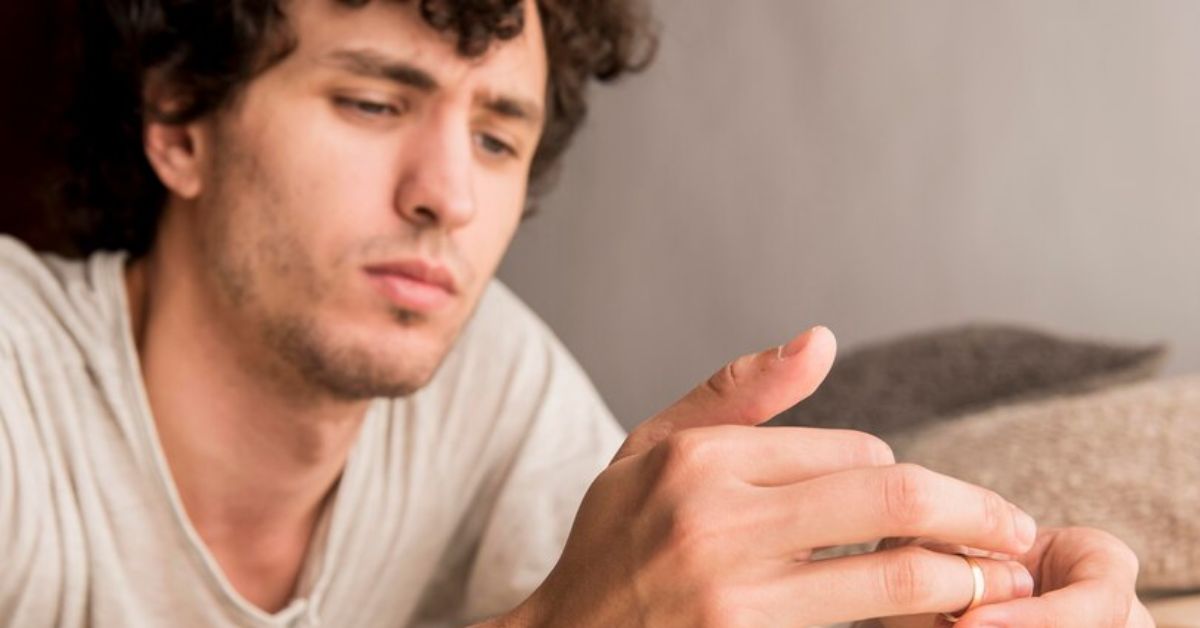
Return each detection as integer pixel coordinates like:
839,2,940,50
63,0,656,256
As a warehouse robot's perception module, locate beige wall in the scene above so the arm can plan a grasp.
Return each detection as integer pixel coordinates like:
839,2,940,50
499,0,1200,428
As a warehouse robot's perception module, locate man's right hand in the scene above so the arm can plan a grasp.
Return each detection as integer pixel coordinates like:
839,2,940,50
511,326,1037,627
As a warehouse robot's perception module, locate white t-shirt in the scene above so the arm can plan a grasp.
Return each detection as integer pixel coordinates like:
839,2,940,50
0,236,625,627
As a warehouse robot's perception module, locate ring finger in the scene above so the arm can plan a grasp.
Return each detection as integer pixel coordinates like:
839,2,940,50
764,546,1035,626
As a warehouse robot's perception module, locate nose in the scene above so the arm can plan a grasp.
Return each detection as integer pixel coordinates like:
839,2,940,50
393,110,477,231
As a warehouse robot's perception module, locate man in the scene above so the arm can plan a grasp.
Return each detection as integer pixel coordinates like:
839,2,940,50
0,0,1152,625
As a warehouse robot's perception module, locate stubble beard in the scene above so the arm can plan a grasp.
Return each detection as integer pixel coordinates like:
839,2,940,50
259,308,430,401
200,136,455,403
210,226,456,402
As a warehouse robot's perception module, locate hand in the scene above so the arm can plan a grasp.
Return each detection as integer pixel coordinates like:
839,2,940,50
950,527,1154,627
508,327,1041,627
862,526,1153,627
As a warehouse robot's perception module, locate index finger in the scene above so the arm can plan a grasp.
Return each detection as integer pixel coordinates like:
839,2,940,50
632,424,896,487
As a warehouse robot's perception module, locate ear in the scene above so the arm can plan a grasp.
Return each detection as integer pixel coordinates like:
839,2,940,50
144,115,207,200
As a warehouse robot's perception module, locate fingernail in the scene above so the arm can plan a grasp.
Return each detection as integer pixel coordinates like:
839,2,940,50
1012,563,1035,597
1013,509,1037,547
779,326,823,359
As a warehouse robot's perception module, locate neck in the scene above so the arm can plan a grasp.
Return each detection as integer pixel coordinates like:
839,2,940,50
126,218,370,611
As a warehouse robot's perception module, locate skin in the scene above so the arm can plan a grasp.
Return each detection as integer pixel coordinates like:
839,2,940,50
134,0,546,611
497,328,1154,627
129,0,1150,623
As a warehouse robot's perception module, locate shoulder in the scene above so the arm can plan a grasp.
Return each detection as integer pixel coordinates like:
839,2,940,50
0,236,111,469
0,241,62,583
0,235,124,357
0,235,93,301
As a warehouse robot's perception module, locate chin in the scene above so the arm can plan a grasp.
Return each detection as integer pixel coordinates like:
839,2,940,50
339,334,453,398
300,344,444,401
265,310,457,401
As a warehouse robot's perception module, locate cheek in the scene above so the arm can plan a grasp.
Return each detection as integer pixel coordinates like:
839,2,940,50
256,117,395,256
205,141,360,312
461,178,526,277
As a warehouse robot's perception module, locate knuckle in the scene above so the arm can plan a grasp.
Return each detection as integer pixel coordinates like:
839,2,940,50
663,500,718,560
658,430,719,481
1065,526,1141,577
1102,530,1141,577
703,361,741,399
979,488,1013,538
880,464,935,528
1112,547,1140,577
1003,562,1028,596
702,356,770,418
880,547,938,608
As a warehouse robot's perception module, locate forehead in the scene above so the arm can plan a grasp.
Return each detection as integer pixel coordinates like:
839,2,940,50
282,0,548,99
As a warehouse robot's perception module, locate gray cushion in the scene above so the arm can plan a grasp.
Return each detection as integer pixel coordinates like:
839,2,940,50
768,323,1166,438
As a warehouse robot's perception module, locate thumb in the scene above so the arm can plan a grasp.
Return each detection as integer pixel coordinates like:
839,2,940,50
615,325,837,461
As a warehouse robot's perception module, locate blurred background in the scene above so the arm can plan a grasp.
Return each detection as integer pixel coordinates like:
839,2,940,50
3,1,1199,429
498,0,1200,428
0,1,77,252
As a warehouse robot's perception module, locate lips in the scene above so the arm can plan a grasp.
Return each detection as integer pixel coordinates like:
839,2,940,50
363,259,458,314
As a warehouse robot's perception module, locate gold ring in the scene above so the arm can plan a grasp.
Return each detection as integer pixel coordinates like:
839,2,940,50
940,554,986,623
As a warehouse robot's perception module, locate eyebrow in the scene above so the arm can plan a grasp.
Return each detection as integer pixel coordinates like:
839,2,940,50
483,95,543,127
320,48,544,128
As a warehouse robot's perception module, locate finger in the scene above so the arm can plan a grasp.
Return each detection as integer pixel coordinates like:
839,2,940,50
643,424,895,487
957,529,1140,628
954,580,1135,628
755,464,1037,557
1127,600,1156,628
615,325,837,462
768,546,1034,626
877,537,1018,563
1014,526,1140,592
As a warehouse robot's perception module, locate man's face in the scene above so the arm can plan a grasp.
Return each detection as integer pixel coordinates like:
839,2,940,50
186,0,547,398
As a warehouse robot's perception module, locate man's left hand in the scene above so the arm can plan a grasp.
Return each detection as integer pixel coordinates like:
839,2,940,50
961,526,1153,627
875,526,1155,627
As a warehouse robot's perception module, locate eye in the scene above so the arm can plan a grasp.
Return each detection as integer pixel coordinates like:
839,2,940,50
334,96,403,118
475,133,516,158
